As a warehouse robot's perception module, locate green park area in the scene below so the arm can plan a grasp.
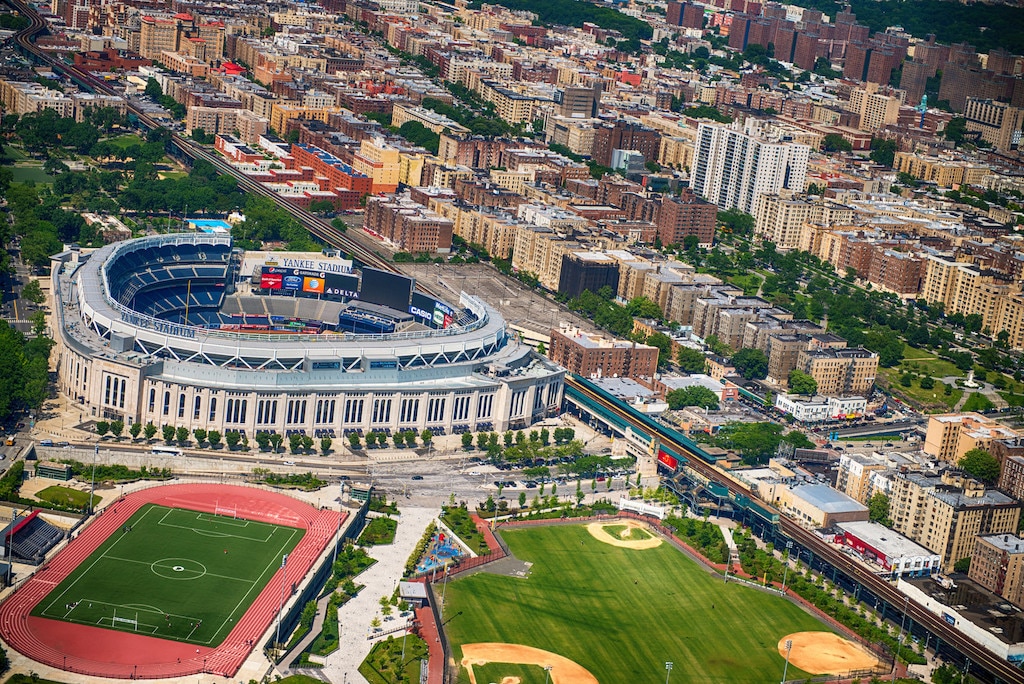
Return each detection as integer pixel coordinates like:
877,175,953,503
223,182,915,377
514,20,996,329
35,485,99,509
443,524,828,683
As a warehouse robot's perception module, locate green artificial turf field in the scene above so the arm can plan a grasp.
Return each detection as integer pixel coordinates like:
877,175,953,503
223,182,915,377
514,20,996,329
32,504,303,646
443,524,828,684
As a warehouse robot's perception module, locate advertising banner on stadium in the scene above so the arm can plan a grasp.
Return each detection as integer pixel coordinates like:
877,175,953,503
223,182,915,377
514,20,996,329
260,273,283,290
282,275,302,290
303,276,325,294
325,274,359,299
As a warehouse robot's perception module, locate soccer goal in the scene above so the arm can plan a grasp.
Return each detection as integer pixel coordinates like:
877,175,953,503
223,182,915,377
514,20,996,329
111,609,139,632
214,504,238,519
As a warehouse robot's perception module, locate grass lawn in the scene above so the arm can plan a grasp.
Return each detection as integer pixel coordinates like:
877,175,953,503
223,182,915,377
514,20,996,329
32,504,303,646
444,525,826,684
360,634,429,684
897,346,964,379
106,134,144,149
725,273,761,296
879,367,962,412
11,165,53,184
36,485,99,508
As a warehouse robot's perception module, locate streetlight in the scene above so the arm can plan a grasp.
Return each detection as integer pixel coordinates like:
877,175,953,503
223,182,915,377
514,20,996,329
543,665,552,684
664,661,673,684
782,541,794,592
780,639,792,684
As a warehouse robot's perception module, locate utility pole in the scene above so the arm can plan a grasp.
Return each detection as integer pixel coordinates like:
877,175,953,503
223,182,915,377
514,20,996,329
275,554,288,650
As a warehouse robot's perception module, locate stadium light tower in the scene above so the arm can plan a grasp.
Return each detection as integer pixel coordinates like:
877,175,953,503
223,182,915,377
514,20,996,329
780,639,792,684
275,554,288,649
89,442,99,514
543,665,552,684
665,661,673,684
782,541,794,592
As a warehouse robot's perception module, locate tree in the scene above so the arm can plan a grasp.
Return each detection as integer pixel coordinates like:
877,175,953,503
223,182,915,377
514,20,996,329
302,435,314,453
869,138,897,167
421,429,433,447
646,332,673,366
868,493,891,525
953,557,971,574
959,448,1000,483
110,420,124,438
21,280,44,305
320,436,332,454
193,428,206,445
788,369,818,395
394,432,405,448
666,386,719,410
175,426,189,444
518,491,527,508
162,424,175,443
208,430,222,448
477,433,488,450
676,347,707,373
365,431,376,448
462,432,473,450
96,420,109,437
129,422,142,440
269,433,283,453
289,433,303,454
919,375,935,390
144,422,157,440
821,133,852,153
536,341,546,355
225,430,241,450
255,432,271,451
144,78,162,100
348,432,362,450
732,348,768,380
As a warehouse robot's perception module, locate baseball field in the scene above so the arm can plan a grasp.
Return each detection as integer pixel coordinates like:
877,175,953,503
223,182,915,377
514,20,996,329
442,522,840,683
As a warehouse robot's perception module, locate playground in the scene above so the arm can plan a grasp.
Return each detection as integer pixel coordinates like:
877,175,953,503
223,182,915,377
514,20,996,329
415,530,464,575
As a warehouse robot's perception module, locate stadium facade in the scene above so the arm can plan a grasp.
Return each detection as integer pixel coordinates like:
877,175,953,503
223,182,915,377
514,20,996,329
52,234,564,437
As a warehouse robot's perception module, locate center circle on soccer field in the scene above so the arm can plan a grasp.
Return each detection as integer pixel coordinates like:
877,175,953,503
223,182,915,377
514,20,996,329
150,558,208,580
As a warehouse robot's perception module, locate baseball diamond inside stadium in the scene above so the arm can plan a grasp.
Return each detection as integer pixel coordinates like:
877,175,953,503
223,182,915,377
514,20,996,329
51,233,564,437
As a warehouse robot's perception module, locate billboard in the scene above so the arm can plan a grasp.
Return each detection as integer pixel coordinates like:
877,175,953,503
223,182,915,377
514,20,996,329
409,293,436,323
260,272,283,290
303,276,325,294
261,266,359,299
360,268,413,311
657,450,678,470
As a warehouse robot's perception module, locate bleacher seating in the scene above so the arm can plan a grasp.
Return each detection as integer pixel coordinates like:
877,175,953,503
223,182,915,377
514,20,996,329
9,516,64,563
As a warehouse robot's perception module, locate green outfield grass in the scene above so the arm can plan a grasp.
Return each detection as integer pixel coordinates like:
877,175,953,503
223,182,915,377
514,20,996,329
31,504,303,646
443,525,827,684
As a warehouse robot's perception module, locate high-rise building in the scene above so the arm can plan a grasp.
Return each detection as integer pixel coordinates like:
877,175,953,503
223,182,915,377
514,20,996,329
554,84,602,119
655,190,717,247
848,86,902,132
591,120,661,168
691,119,809,215
963,98,1024,153
666,1,703,29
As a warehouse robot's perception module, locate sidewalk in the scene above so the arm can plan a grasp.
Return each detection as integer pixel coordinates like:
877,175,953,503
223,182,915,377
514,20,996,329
320,505,439,684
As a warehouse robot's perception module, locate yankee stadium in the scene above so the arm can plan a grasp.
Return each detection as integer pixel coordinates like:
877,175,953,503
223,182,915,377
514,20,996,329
51,233,564,438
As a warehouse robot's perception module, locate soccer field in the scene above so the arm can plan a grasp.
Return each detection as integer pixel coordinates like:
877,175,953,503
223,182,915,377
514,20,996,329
31,504,304,647
443,524,828,684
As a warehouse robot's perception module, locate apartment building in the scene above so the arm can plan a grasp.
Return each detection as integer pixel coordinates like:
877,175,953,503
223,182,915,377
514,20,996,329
754,195,854,251
548,326,659,384
847,86,902,132
795,347,878,396
970,534,1024,607
890,470,1021,572
963,98,1024,153
692,119,810,215
894,152,991,188
364,194,454,253
0,79,74,117
837,453,889,504
655,191,717,247
923,412,1020,465
921,256,1019,334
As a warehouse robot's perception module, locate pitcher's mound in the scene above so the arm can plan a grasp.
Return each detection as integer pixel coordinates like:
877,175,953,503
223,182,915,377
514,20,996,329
461,642,598,684
779,632,882,675
586,520,662,549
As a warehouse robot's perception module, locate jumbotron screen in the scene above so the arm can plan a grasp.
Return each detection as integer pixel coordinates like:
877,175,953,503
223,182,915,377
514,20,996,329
360,268,413,311
260,267,359,299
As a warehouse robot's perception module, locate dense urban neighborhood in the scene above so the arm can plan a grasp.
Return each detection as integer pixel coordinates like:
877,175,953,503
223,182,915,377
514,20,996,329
2,0,1024,680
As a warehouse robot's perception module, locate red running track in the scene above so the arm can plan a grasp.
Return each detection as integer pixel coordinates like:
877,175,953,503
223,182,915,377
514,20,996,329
0,483,345,679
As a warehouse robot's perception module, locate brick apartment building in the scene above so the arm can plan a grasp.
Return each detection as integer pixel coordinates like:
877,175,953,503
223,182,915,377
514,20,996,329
548,326,658,384
655,190,717,248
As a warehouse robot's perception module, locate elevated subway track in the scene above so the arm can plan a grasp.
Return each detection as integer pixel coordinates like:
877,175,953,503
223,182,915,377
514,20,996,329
565,374,1023,684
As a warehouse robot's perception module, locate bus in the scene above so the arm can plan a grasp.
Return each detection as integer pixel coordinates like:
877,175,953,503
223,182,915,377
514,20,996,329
152,445,182,456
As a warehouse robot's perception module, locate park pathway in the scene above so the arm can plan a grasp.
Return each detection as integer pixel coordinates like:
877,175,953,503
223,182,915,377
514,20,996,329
320,505,438,684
